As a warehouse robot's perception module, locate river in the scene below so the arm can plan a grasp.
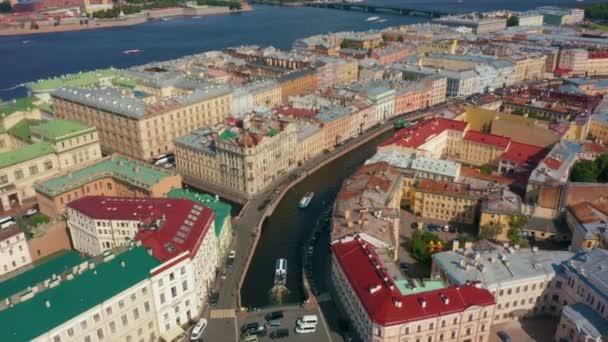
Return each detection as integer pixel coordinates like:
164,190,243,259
241,129,393,308
0,0,594,100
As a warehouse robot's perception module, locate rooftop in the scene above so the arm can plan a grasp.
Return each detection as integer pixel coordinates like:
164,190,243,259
332,235,495,326
416,179,481,198
433,246,574,290
0,142,54,169
0,97,37,117
481,188,522,215
379,117,468,150
67,196,214,262
561,249,608,302
27,68,122,93
500,141,548,169
34,155,177,197
30,119,96,143
167,189,231,238
463,130,511,149
0,246,159,341
561,303,608,339
0,251,85,301
366,150,461,179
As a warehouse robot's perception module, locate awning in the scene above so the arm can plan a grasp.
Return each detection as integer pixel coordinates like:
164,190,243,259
161,324,185,342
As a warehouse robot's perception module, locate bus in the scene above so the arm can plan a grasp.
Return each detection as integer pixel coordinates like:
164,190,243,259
0,216,15,229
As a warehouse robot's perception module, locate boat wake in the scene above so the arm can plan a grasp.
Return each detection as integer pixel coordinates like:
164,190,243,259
0,83,25,92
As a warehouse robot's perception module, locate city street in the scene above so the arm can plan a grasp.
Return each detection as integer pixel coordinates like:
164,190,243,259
489,316,558,342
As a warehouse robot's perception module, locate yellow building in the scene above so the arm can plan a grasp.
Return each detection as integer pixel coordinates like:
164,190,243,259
52,82,233,161
245,80,282,108
412,179,481,224
479,189,522,241
589,111,608,142
508,54,547,84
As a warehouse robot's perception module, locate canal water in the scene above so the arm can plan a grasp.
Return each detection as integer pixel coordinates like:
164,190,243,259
241,129,393,308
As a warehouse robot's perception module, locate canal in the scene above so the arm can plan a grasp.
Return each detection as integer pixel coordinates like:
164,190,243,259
241,129,394,308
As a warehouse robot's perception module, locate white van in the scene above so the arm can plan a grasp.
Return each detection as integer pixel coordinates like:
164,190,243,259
243,335,258,342
297,315,318,326
295,324,316,334
190,318,207,341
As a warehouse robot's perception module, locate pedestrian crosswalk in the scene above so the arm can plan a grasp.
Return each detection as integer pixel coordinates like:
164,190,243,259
210,309,235,319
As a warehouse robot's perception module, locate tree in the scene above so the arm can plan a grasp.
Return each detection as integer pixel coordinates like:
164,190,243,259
0,0,12,13
479,164,496,175
506,15,519,27
507,214,527,244
570,160,600,182
479,223,503,240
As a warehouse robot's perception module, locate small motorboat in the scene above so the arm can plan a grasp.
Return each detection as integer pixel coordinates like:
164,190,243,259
299,192,314,208
274,258,287,286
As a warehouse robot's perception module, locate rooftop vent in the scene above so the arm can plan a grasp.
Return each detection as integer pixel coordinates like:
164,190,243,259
418,297,427,308
369,284,382,294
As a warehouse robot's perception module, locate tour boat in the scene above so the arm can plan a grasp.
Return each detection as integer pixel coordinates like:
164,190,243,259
298,192,314,208
366,16,381,22
378,19,387,23
274,259,287,286
122,49,141,55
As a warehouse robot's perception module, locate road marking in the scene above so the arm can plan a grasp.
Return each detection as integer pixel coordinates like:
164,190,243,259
210,309,235,318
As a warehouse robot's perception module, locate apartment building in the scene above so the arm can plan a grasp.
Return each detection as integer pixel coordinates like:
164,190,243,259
412,179,482,224
332,235,496,342
295,121,324,164
175,115,297,198
508,54,547,84
34,154,182,219
432,243,574,324
316,107,356,149
278,69,318,102
242,80,282,108
0,225,32,277
52,80,233,161
0,247,162,342
0,119,101,211
564,198,608,252
432,15,506,34
65,196,219,340
478,189,523,241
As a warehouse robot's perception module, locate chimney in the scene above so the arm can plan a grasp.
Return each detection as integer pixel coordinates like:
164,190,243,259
393,297,403,308
418,297,427,308
452,240,460,252
369,284,382,294
121,261,126,268
344,210,351,220
45,300,51,309
440,293,449,305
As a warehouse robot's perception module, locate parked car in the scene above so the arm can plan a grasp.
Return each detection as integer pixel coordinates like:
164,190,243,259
229,250,236,259
296,315,318,326
265,311,284,322
226,258,234,268
241,322,262,337
209,291,219,307
24,208,38,217
270,328,289,339
399,262,408,271
190,318,207,341
497,331,511,342
295,324,316,334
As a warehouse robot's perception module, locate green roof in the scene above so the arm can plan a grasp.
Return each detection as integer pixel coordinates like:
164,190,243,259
0,247,159,342
167,189,231,237
31,119,95,143
0,142,54,169
219,131,238,141
7,119,42,142
0,97,37,117
0,251,85,301
34,155,176,197
395,279,446,296
112,76,137,89
27,68,121,93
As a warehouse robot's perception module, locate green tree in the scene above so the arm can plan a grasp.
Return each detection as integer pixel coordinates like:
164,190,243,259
479,223,502,240
507,214,527,244
570,160,600,182
506,15,519,27
0,0,12,13
581,3,608,20
479,164,496,175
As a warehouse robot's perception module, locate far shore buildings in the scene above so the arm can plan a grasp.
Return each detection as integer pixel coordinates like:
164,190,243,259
34,154,182,219
332,234,497,342
0,119,101,211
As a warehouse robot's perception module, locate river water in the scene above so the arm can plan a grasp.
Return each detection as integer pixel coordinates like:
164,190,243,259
0,0,593,100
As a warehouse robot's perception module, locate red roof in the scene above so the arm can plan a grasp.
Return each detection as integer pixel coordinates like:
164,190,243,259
589,51,608,59
500,142,548,169
544,157,563,170
463,131,511,149
380,118,467,149
67,196,214,262
331,236,495,326
553,68,571,75
274,106,318,119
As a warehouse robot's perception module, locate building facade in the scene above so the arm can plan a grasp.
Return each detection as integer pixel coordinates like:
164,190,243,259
0,225,32,277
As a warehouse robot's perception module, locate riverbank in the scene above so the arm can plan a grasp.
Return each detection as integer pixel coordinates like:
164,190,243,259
0,6,249,36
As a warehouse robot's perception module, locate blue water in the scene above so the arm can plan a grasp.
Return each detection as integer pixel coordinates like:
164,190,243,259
0,1,597,99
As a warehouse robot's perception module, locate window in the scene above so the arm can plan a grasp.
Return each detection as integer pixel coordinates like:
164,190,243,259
84,336,91,342
14,169,23,180
171,287,177,298
182,280,188,292
160,293,166,304
144,301,151,312
121,314,128,326
80,320,88,329
119,300,125,308
67,328,74,337
44,160,53,171
468,314,473,322
133,308,139,320
169,273,175,281
97,328,104,339
109,322,116,333
29,165,38,175
106,307,113,315
0,175,8,184
53,336,60,342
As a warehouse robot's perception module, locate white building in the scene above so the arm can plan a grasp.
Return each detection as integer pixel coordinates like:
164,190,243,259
66,196,220,341
0,225,32,277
